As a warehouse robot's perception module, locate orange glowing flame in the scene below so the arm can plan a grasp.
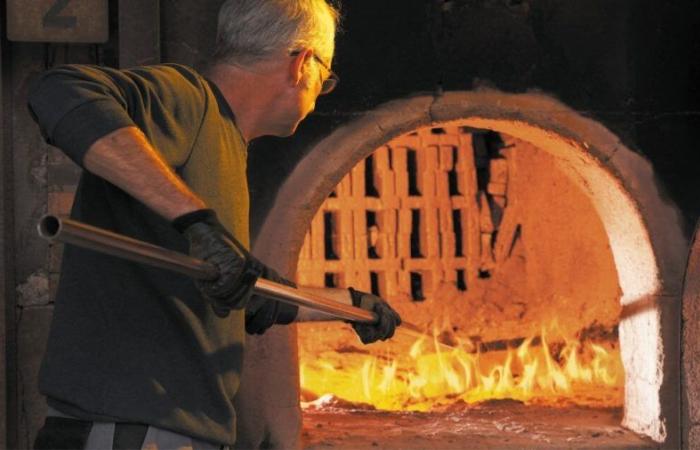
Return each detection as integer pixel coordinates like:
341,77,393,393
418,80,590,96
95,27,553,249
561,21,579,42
300,325,623,411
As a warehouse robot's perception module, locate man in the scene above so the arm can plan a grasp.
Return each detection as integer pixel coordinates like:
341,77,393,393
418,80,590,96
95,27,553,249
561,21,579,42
27,0,401,448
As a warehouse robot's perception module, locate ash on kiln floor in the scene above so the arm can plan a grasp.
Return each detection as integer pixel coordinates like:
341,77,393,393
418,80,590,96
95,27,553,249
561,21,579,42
302,399,655,449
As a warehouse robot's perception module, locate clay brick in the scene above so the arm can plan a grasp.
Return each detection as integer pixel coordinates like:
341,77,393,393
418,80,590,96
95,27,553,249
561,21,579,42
352,209,367,264
489,158,508,184
374,146,395,197
438,144,454,171
392,147,408,197
491,146,520,263
296,127,487,302
487,182,507,196
479,192,494,233
457,134,477,197
480,232,496,272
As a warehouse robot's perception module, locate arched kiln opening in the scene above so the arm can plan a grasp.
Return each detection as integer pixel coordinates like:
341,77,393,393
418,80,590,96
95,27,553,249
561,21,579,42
253,91,686,446
296,124,625,407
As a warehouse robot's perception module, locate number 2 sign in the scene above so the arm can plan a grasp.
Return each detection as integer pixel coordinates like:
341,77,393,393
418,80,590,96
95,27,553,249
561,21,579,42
7,0,109,43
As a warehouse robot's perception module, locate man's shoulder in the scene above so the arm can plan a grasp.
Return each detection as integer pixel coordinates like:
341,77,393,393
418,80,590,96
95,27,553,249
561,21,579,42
117,64,219,112
36,63,210,99
125,63,207,90
130,63,200,79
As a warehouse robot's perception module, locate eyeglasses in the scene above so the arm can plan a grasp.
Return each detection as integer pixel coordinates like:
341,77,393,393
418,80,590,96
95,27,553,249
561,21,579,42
290,50,339,95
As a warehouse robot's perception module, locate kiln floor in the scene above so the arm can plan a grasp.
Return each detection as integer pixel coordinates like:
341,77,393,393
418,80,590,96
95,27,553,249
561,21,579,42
302,401,656,449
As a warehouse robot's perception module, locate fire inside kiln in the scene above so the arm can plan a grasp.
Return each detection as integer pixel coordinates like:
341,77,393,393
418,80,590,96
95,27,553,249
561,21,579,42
295,125,624,410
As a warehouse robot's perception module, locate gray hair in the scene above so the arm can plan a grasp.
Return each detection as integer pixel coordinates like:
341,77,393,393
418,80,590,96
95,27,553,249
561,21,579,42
213,0,340,67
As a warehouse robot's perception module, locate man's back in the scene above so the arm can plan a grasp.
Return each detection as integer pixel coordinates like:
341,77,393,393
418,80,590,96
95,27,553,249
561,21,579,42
29,63,250,445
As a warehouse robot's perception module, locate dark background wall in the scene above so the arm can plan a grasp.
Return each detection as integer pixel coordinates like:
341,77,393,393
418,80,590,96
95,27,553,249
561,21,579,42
246,0,699,238
0,0,698,448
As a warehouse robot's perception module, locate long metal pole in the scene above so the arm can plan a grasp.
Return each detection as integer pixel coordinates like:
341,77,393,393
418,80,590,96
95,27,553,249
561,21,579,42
38,215,457,348
37,215,378,323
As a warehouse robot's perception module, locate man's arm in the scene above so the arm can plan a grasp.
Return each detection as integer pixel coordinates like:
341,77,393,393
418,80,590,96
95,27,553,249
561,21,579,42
84,126,205,220
28,64,261,315
28,65,208,219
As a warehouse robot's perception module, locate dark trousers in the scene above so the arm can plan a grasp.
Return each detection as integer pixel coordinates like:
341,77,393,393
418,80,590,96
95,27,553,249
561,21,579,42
34,416,148,450
33,407,229,450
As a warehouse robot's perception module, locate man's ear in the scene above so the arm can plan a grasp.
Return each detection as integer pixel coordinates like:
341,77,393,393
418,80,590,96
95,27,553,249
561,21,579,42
289,48,313,86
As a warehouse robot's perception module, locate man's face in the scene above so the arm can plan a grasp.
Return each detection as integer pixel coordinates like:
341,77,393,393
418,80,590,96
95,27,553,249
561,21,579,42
301,54,333,114
272,47,336,137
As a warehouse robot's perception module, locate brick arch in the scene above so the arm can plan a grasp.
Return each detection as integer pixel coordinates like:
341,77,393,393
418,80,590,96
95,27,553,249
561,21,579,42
253,91,687,445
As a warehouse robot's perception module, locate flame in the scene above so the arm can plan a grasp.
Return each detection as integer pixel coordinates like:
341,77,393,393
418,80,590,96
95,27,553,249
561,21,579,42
300,324,623,411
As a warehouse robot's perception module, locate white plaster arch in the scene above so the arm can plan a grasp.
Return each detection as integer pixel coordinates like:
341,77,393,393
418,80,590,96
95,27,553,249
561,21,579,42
254,90,687,445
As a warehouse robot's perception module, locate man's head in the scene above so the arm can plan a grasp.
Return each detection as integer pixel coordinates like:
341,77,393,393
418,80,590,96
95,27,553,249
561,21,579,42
214,0,339,69
210,0,340,139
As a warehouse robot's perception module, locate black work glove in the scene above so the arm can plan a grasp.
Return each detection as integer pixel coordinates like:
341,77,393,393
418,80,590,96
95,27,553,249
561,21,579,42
348,287,402,344
173,209,263,318
245,266,299,335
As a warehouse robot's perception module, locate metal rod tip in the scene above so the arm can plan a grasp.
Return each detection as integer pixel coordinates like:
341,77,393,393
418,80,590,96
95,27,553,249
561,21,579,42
38,215,61,239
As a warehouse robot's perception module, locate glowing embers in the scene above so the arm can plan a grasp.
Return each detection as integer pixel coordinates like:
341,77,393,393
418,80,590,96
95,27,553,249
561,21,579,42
300,323,623,411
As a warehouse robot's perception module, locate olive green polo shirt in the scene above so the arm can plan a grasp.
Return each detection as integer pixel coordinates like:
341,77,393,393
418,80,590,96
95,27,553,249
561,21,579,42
28,63,267,446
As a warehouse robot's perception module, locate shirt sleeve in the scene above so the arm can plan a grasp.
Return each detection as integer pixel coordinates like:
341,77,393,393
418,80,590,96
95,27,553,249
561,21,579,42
27,64,207,168
27,65,133,166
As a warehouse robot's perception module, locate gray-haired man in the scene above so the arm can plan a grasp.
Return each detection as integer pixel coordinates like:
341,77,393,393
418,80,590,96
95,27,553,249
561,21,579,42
28,1,400,448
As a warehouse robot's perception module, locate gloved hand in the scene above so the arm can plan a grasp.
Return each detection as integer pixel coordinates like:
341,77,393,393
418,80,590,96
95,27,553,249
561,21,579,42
173,209,263,317
348,287,402,344
245,266,299,334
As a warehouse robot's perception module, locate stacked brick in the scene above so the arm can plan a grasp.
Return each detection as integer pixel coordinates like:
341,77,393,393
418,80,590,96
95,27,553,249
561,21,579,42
296,126,513,301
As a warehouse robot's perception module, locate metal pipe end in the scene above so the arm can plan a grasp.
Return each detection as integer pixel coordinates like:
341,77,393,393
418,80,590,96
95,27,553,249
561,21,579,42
38,214,62,240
